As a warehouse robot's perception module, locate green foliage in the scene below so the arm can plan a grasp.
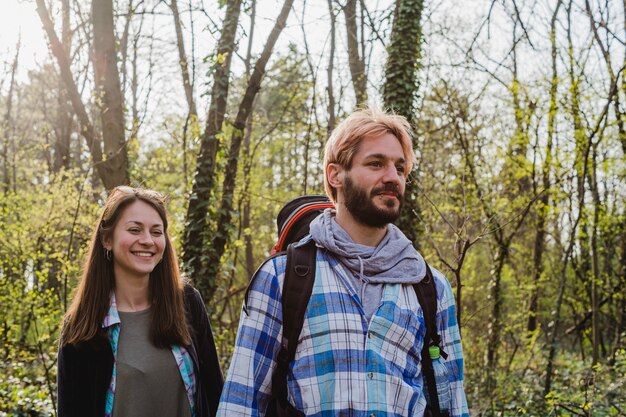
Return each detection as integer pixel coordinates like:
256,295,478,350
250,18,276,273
382,0,424,122
2,3,626,415
0,170,101,415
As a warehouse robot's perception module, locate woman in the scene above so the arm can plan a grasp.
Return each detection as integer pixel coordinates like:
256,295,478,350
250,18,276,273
57,186,223,417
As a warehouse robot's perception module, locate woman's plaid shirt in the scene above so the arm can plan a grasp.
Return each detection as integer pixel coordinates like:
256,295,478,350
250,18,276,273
218,243,469,417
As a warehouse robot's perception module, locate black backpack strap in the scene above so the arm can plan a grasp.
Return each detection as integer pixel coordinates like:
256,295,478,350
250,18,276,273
270,239,317,416
414,262,447,417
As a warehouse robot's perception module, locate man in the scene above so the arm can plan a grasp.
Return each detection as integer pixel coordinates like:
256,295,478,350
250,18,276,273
217,108,469,417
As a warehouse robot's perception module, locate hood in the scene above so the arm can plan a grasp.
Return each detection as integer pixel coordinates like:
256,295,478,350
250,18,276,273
309,209,426,284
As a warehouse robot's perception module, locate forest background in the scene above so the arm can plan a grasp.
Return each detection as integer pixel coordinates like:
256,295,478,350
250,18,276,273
0,0,625,415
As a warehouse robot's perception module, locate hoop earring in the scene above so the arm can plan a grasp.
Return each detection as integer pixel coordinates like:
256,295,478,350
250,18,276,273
104,249,112,261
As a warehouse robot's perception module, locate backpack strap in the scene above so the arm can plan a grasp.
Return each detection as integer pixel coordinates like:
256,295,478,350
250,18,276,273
271,239,317,414
414,263,447,417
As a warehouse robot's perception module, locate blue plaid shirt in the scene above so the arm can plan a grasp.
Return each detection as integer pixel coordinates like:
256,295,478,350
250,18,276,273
218,240,469,417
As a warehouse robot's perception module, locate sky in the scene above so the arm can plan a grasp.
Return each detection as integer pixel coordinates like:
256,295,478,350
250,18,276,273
1,1,48,81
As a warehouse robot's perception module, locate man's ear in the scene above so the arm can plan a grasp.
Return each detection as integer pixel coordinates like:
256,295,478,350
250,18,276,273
327,163,344,191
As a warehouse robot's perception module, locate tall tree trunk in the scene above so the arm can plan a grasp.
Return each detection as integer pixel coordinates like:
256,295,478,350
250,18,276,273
382,0,424,245
36,0,126,189
54,0,72,173
242,117,255,279
508,31,533,196
183,0,242,283
129,17,143,155
618,1,626,349
326,0,337,134
569,0,594,351
171,0,197,118
243,0,257,279
2,38,19,194
585,0,626,358
589,145,603,363
544,199,579,397
527,0,561,335
484,238,508,398
343,0,367,105
203,0,296,302
92,0,128,188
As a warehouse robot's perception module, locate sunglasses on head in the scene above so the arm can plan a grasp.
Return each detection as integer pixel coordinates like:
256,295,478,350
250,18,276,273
111,185,166,202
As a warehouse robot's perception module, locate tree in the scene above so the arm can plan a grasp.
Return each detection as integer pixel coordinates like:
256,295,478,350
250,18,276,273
36,0,129,188
53,0,73,173
91,0,128,186
343,0,367,105
183,0,242,291
527,0,561,335
203,0,297,302
1,38,19,194
382,0,424,245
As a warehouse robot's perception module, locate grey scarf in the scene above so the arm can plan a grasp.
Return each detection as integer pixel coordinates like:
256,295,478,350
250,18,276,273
309,209,426,284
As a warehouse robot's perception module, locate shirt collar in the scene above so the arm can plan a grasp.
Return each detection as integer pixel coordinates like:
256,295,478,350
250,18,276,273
102,292,121,328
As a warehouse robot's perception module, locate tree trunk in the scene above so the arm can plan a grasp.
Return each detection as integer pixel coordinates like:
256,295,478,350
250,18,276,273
243,0,257,279
508,35,533,197
382,0,424,245
589,146,602,364
618,0,626,347
54,0,72,173
569,0,595,354
527,0,561,335
585,0,626,359
183,0,242,282
36,0,127,189
2,38,19,194
485,242,509,397
242,114,255,278
92,0,128,188
326,0,337,134
171,0,197,118
343,0,367,105
544,208,578,397
203,0,296,301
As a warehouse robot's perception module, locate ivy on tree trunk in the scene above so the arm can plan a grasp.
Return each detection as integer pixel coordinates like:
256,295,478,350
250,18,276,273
382,0,424,245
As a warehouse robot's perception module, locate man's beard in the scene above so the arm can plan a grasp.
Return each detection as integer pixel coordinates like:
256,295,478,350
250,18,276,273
343,175,403,229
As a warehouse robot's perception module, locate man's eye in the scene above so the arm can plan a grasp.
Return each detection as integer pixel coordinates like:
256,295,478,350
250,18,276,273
369,161,383,167
397,166,405,173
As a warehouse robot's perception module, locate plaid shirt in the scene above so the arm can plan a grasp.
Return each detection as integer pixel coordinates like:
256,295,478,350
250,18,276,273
218,240,469,417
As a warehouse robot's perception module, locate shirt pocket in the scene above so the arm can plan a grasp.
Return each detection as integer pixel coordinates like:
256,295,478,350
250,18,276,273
369,298,425,379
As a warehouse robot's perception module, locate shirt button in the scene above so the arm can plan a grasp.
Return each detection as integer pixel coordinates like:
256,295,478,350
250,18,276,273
368,372,373,379
367,332,372,339
370,413,375,417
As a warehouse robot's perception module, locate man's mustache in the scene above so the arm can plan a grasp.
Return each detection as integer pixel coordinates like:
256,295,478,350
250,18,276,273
371,183,402,200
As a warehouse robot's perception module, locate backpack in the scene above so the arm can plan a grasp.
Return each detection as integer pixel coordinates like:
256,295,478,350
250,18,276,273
256,195,448,417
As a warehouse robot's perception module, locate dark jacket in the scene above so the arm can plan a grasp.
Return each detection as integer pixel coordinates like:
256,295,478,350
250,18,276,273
57,285,223,417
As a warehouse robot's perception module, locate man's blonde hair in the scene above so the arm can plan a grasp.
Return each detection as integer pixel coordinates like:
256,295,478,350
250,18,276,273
323,107,416,202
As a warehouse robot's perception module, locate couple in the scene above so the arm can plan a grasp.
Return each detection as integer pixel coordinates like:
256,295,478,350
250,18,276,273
57,108,469,417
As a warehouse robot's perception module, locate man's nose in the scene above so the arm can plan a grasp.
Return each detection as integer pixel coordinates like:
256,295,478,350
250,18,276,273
382,164,402,184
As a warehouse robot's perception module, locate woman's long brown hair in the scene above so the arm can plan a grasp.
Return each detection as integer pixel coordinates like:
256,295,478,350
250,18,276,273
61,187,191,348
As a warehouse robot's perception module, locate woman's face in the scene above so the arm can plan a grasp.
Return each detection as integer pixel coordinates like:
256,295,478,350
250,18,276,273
103,200,166,282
